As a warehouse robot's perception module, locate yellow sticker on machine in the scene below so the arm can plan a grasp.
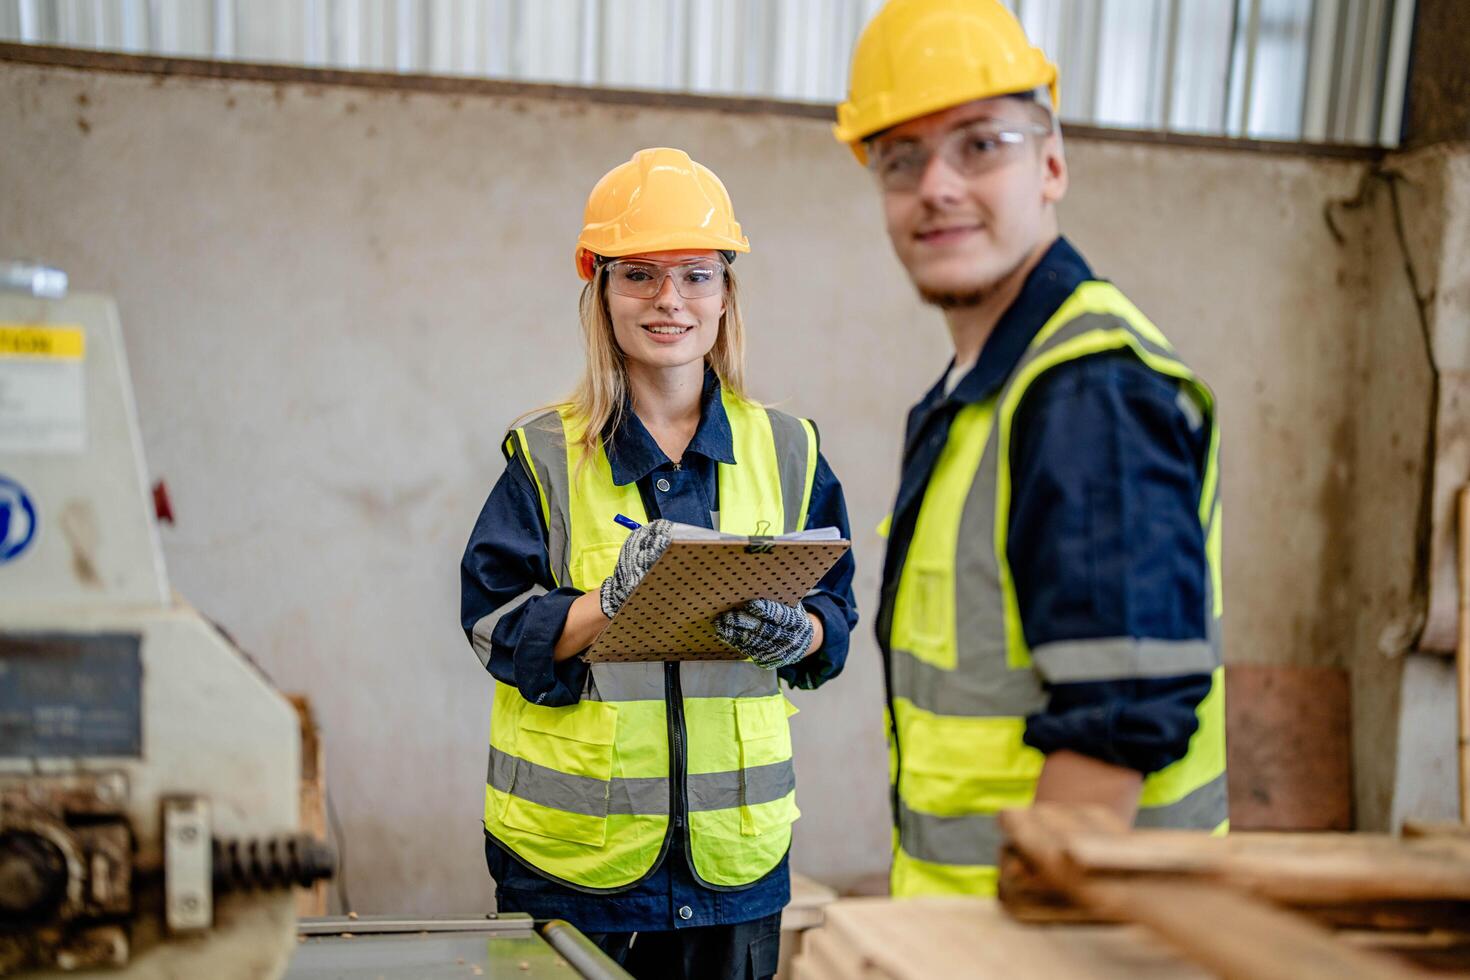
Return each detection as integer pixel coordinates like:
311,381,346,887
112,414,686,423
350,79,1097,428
0,325,86,359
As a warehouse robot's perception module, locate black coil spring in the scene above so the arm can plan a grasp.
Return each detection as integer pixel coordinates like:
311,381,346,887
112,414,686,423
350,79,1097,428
212,835,336,893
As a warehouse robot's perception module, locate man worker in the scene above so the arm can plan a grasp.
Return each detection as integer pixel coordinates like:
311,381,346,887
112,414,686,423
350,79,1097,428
835,0,1228,897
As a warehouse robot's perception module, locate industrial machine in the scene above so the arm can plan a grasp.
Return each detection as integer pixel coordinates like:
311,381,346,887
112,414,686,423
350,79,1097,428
0,266,630,979
0,264,332,977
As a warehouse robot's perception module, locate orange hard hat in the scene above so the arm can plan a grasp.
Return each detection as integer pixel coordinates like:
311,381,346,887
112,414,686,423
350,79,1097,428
574,147,751,280
835,0,1059,165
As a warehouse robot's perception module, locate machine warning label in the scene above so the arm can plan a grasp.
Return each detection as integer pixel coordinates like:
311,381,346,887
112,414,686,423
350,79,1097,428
0,324,87,454
0,633,143,758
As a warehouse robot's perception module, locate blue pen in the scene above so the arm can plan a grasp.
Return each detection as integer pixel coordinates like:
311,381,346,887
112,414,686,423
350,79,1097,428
613,514,642,531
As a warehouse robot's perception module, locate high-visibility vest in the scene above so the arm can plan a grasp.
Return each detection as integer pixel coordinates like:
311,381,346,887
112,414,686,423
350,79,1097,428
886,281,1229,898
484,390,819,890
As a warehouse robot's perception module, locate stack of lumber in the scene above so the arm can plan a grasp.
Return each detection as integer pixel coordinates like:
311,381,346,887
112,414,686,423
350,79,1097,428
998,806,1470,977
791,896,1207,979
791,812,1470,979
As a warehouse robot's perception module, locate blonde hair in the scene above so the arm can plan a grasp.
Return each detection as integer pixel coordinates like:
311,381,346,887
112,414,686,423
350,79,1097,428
515,264,750,471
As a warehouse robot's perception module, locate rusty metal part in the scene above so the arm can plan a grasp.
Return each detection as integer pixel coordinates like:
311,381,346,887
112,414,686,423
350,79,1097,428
0,831,68,921
0,772,133,973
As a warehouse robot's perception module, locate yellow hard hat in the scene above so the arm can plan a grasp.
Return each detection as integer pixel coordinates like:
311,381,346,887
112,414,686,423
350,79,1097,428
574,147,751,280
834,0,1059,165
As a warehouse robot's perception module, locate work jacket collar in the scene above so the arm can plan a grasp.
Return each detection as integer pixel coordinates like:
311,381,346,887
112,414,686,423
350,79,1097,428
606,367,736,486
919,236,1094,417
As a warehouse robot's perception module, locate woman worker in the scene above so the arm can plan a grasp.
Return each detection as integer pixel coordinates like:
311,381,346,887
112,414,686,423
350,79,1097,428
460,147,858,980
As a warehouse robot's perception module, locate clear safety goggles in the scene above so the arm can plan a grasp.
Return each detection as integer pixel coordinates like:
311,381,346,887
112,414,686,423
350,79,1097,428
600,258,728,300
868,120,1055,192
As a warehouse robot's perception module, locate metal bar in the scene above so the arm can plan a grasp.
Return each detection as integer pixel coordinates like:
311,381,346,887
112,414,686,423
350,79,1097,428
85,0,104,45
831,0,855,100
1364,0,1411,145
577,0,597,85
681,0,696,90
1334,0,1366,141
119,0,144,51
1059,0,1101,123
539,920,634,980
1301,0,1336,141
741,0,762,94
1346,0,1386,142
393,0,413,71
1376,0,1414,145
298,915,538,936
335,0,362,70
146,0,160,50
210,0,232,59
663,0,681,90
507,0,522,78
471,0,487,74
767,0,782,95
304,0,324,66
17,0,39,43
1221,0,1242,132
1158,0,1181,130
1236,0,1262,136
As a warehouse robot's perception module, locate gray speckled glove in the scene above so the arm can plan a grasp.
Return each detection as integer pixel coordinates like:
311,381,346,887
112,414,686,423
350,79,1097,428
714,598,814,669
599,519,673,619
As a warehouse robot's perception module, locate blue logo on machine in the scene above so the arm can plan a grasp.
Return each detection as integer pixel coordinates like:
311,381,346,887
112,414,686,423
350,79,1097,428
0,475,38,564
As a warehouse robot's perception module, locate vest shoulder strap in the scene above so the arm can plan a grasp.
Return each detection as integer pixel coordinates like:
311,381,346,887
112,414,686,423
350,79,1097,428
1003,280,1212,423
761,406,820,533
506,408,574,582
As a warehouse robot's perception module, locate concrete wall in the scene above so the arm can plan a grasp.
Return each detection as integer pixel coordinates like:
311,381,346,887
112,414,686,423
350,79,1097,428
1343,142,1470,830
0,56,1379,912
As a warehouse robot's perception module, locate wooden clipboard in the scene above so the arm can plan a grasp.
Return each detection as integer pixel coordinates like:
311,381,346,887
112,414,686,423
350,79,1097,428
585,537,851,663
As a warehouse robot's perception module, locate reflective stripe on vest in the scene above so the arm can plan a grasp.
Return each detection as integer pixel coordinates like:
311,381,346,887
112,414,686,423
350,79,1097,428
482,389,817,891
887,281,1229,899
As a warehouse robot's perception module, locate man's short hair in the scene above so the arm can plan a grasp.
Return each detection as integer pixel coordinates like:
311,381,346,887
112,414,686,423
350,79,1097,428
1004,87,1058,131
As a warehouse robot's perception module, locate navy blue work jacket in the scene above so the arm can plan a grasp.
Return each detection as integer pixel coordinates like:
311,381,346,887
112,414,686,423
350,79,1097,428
877,237,1214,777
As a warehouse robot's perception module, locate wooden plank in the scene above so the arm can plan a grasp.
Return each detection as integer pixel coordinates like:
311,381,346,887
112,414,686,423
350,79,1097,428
999,807,1428,978
783,872,837,932
1225,664,1353,831
1060,831,1470,905
1458,485,1470,822
1003,827,1470,931
795,923,875,980
812,898,1154,979
1079,879,1421,980
289,694,329,917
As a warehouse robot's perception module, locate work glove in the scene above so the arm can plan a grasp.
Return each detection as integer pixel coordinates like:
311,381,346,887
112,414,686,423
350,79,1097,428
714,599,814,670
599,519,673,619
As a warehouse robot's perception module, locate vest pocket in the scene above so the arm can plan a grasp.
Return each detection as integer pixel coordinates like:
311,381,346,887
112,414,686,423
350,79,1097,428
576,541,625,591
893,560,956,669
899,713,1043,815
500,700,619,847
734,696,797,837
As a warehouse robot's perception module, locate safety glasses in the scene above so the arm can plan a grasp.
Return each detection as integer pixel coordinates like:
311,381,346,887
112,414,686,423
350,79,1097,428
601,258,727,300
868,120,1054,192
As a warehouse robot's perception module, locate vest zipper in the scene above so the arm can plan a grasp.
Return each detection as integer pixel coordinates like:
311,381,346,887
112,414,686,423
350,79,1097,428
666,661,687,834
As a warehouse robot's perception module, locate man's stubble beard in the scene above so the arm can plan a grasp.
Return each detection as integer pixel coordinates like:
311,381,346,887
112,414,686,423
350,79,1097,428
915,249,1031,310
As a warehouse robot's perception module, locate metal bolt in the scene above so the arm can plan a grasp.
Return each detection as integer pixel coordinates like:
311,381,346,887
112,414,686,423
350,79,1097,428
177,825,197,843
180,895,199,911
